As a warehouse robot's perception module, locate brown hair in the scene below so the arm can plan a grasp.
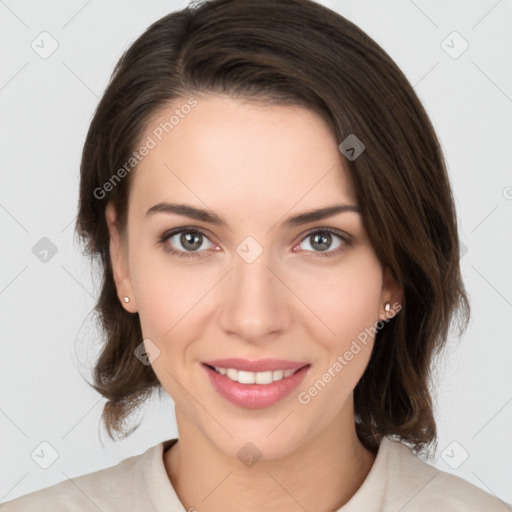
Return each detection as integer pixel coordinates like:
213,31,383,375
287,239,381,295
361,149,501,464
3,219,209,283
76,0,470,456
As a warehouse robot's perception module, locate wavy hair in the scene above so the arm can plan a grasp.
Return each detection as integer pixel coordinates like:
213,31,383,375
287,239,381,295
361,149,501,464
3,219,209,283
75,0,470,456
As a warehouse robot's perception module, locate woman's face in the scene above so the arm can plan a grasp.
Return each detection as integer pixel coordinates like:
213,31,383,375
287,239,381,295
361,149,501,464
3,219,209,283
106,94,400,460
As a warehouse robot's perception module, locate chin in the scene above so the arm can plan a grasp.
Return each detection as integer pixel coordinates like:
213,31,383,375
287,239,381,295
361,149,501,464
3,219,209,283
206,420,310,463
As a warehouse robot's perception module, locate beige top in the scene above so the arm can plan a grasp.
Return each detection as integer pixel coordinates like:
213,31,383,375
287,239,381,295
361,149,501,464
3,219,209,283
1,436,510,511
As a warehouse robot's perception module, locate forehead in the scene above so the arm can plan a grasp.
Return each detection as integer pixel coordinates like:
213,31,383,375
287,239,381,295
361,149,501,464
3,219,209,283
129,95,357,221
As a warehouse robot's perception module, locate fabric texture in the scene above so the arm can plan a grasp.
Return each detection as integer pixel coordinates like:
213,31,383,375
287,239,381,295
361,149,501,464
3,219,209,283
1,436,510,511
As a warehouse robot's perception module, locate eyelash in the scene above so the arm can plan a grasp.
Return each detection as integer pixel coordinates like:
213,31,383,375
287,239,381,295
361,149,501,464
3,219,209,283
157,227,353,260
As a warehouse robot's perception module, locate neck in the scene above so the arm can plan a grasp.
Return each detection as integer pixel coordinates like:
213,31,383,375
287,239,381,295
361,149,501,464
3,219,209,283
164,403,377,512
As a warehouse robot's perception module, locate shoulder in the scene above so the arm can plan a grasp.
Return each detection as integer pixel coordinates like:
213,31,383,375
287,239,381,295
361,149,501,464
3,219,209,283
0,441,168,512
382,438,511,512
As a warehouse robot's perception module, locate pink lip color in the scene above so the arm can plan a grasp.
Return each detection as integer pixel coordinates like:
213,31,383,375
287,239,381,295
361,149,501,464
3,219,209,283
202,361,310,409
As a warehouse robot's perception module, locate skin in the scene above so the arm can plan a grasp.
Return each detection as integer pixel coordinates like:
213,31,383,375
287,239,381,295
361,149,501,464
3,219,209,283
106,94,403,512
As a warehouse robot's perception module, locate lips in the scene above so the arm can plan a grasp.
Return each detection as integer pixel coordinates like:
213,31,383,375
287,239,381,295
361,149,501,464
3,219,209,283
201,358,311,408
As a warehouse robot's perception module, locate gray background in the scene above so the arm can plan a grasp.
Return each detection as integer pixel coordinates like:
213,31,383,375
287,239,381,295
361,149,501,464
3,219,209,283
1,0,511,504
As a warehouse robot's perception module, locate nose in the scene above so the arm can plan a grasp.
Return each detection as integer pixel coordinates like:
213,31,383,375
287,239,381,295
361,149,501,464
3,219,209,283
218,247,292,344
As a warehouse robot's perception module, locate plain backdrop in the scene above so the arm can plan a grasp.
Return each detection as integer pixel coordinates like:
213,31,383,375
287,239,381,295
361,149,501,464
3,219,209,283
1,0,511,504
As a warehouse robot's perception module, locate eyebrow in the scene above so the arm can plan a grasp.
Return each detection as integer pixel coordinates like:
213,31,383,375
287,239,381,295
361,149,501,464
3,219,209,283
145,201,361,228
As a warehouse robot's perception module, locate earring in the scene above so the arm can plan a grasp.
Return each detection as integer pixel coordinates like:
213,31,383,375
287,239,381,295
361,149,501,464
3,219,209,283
384,302,390,312
123,296,130,303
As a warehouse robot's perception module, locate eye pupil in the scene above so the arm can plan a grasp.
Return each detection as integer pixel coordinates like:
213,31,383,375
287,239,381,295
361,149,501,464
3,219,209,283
311,232,332,252
181,232,202,251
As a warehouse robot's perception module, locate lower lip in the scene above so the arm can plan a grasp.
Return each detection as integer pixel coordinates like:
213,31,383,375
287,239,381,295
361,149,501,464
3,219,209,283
203,363,310,409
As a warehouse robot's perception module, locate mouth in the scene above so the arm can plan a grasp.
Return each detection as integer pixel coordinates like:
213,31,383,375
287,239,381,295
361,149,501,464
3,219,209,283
201,360,311,409
204,364,307,384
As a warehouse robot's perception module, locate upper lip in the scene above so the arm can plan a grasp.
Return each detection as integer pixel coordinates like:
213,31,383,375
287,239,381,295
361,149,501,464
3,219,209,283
202,358,309,372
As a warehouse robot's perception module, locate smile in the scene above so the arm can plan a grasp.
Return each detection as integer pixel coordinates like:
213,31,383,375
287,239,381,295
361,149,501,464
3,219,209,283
202,359,311,409
208,366,299,384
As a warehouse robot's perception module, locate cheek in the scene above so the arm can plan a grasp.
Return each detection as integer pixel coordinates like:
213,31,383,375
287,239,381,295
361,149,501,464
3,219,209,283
127,246,214,396
127,240,200,335
301,250,383,342
297,252,383,393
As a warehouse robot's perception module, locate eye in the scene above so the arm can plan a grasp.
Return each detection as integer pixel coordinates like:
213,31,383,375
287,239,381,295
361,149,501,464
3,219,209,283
295,228,352,258
157,226,353,260
157,228,215,259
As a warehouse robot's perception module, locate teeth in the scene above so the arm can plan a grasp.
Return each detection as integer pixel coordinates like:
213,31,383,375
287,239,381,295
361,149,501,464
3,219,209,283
212,366,301,384
256,371,273,384
238,371,255,384
273,370,284,381
226,368,238,381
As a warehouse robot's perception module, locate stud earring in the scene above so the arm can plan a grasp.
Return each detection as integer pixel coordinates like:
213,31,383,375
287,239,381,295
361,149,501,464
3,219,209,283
384,302,390,312
123,296,130,303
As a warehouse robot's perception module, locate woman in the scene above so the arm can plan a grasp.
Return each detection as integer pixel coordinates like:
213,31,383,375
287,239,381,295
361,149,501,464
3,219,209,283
2,0,509,510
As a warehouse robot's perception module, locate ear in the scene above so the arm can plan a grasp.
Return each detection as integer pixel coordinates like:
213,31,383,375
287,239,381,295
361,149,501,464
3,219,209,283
105,201,137,313
378,265,403,321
